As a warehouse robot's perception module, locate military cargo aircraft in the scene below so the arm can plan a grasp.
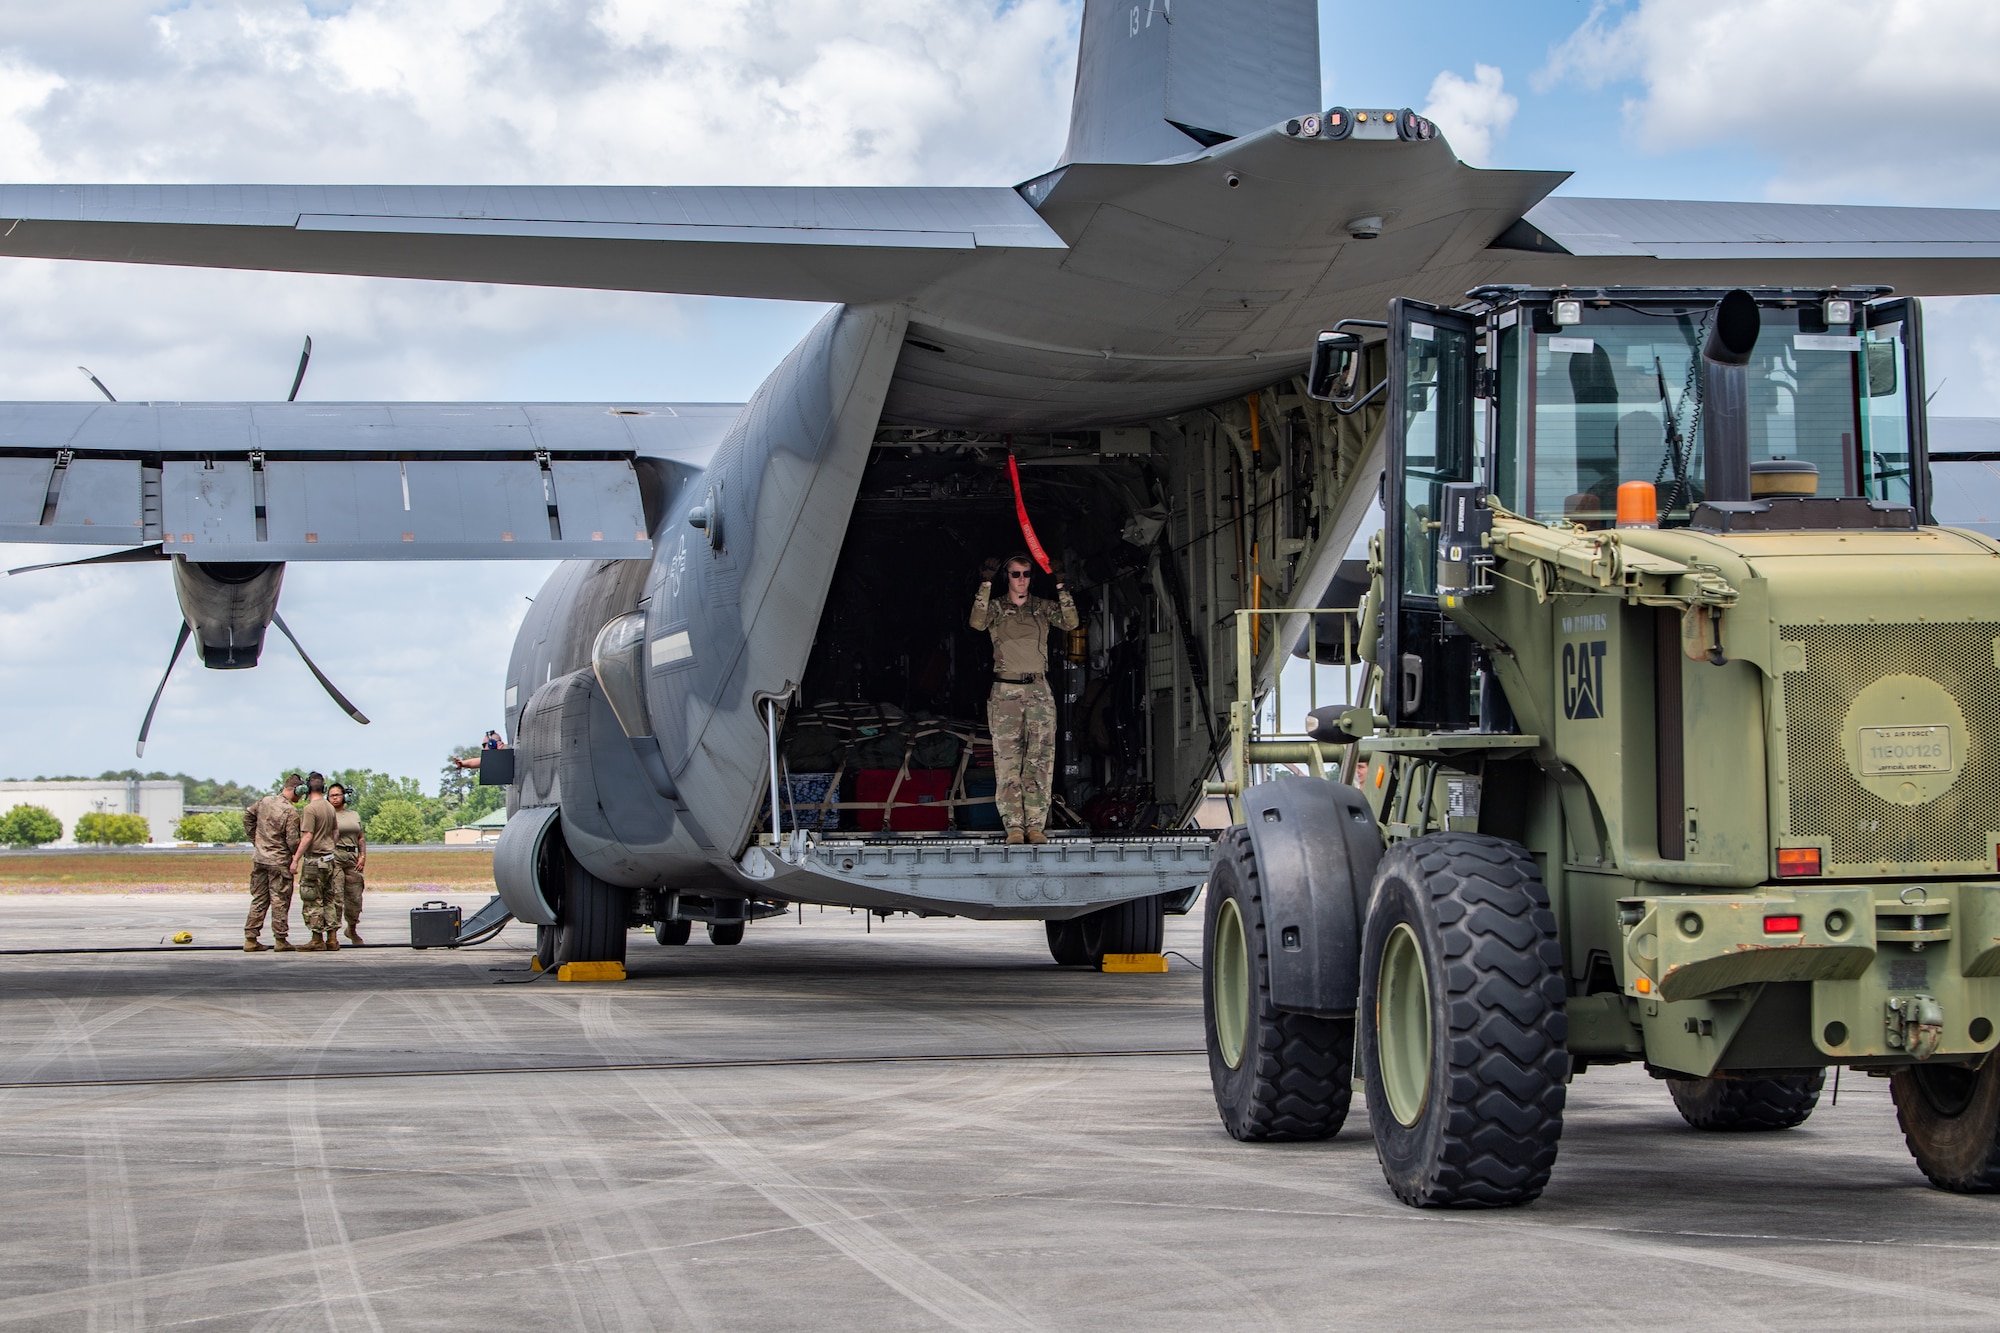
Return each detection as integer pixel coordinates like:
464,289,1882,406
5,0,2000,968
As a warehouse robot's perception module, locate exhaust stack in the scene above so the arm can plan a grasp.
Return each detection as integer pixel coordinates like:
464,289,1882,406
1700,289,1761,503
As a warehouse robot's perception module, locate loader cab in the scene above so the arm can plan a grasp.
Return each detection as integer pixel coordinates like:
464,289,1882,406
1360,286,1931,728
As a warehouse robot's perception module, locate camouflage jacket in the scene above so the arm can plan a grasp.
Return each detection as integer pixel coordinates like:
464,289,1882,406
970,586,1079,677
243,793,301,868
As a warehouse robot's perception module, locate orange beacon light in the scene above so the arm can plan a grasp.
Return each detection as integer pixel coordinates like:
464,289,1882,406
1616,480,1659,529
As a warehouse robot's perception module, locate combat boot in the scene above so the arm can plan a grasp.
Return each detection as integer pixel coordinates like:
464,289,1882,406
344,928,364,947
243,938,268,952
325,934,340,951
1005,829,1025,845
298,933,326,952
1026,829,1049,845
273,939,296,952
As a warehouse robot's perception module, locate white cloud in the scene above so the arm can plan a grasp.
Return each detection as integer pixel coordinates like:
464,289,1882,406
1421,63,1517,168
0,0,1081,786
1539,0,2000,203
2,0,1077,187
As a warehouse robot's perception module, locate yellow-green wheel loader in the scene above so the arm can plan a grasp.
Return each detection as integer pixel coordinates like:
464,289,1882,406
1204,284,2000,1206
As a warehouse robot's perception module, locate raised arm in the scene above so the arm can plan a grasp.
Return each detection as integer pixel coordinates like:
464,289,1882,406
1053,565,1079,632
969,557,1000,630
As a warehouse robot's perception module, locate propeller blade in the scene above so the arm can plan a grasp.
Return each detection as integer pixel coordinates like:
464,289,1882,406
271,610,370,725
136,620,193,758
78,366,116,402
9,543,165,576
286,335,312,402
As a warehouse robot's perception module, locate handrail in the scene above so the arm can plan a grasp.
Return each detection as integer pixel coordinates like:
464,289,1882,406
1207,605,1365,815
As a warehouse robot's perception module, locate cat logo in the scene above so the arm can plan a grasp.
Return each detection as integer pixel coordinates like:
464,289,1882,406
1563,640,1609,720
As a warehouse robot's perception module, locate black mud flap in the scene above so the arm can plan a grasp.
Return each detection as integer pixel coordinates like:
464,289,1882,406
1238,778,1383,1016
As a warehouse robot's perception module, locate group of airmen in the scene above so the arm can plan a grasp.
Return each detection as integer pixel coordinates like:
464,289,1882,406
242,771,369,952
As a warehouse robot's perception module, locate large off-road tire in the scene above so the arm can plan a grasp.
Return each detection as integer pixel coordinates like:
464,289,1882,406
1204,828,1354,1142
654,919,692,946
1359,833,1567,1207
1094,894,1164,957
555,855,628,966
1891,1058,2000,1192
1045,919,1093,966
706,920,745,946
1667,1072,1824,1131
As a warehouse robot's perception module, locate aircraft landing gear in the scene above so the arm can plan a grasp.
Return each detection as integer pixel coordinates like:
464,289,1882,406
554,850,627,967
706,921,745,946
1044,895,1164,966
654,919,692,946
1045,918,1094,965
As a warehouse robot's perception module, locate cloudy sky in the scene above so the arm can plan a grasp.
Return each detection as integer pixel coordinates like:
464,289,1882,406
3,0,1999,792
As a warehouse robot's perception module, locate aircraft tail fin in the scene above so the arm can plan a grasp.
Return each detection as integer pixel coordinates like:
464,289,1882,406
1059,0,1321,166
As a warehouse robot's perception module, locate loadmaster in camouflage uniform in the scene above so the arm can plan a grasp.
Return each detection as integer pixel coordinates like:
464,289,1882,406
242,773,303,951
970,553,1078,844
291,772,343,951
328,783,368,947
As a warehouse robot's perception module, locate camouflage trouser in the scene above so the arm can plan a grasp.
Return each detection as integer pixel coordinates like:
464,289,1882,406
299,858,341,933
333,856,365,932
245,863,294,942
988,680,1057,833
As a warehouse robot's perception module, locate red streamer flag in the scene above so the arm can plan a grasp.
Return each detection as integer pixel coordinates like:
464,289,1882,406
1006,452,1053,573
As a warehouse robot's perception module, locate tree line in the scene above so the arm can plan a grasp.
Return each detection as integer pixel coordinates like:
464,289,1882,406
0,750,505,847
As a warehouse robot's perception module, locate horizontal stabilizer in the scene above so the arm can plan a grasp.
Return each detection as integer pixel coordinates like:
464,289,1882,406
0,184,1064,302
1493,196,2000,295
0,401,739,558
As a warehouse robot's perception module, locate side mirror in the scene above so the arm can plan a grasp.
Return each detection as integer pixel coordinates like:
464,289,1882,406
1867,339,1899,397
1307,330,1365,403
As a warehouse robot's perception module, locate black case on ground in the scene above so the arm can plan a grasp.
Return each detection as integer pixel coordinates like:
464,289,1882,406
410,900,462,949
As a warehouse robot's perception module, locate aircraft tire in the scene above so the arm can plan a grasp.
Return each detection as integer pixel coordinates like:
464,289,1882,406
1204,827,1354,1142
706,921,745,946
1093,894,1164,957
535,924,557,972
556,855,628,966
1667,1072,1824,1132
1045,919,1093,965
654,919,692,946
1359,833,1567,1207
1892,1059,2000,1191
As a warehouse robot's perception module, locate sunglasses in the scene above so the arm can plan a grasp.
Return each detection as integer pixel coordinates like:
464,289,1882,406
1007,569,1033,579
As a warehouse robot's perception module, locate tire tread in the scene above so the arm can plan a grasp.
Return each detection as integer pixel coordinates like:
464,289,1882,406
1667,1073,1823,1131
1208,828,1353,1142
1365,832,1567,1207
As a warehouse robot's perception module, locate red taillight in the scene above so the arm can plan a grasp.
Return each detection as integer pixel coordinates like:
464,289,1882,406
1764,914,1803,934
1776,848,1822,878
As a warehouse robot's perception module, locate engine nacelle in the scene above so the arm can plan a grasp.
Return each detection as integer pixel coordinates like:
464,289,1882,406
171,559,283,669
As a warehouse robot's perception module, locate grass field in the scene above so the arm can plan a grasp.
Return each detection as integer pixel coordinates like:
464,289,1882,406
0,848,495,893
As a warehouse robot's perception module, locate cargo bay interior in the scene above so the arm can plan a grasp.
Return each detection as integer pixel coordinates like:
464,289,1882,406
771,360,1386,839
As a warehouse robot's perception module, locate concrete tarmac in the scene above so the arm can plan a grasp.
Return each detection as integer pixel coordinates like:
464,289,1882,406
2,891,1997,1330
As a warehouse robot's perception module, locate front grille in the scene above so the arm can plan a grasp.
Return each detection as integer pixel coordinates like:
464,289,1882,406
1781,622,2000,870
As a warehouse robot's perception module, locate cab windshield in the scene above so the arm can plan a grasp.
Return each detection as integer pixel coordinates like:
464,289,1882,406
1491,304,1913,526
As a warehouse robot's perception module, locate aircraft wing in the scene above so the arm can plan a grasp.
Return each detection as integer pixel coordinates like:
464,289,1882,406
0,185,1065,303
1493,196,2000,295
0,400,740,560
